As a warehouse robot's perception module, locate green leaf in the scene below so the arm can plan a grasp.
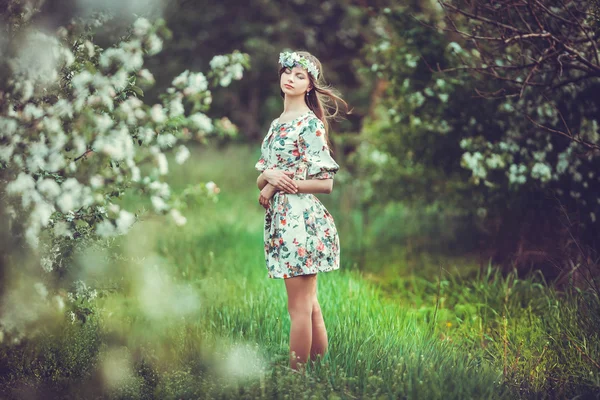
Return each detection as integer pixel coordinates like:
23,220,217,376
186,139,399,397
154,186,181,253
132,85,144,97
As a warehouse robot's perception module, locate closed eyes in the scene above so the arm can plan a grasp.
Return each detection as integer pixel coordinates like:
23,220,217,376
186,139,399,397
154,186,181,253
284,68,306,79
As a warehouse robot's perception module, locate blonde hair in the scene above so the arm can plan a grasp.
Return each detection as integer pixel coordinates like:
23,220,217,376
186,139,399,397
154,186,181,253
278,50,350,153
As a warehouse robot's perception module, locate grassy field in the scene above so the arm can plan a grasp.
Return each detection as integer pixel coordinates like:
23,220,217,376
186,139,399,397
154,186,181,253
1,143,599,399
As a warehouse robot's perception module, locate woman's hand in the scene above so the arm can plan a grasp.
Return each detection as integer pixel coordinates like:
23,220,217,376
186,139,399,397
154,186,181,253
258,183,277,209
262,169,298,194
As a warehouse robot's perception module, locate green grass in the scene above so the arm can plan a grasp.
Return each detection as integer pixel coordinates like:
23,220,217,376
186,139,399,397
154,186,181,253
0,143,599,399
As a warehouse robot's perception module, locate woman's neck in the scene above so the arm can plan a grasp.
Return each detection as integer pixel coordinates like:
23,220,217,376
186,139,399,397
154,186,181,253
282,94,310,114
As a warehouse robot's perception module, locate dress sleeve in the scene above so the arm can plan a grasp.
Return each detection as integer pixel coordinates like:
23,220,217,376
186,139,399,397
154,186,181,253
299,117,340,179
255,121,274,172
254,144,267,172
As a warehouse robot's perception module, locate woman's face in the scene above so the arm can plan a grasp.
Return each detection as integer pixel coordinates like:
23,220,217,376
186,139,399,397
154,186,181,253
280,66,312,97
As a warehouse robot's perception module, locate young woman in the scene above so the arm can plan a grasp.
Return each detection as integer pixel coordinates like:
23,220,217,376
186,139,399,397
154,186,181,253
255,50,349,372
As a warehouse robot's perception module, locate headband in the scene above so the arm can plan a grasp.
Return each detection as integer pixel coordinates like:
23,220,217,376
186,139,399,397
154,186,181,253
278,51,319,79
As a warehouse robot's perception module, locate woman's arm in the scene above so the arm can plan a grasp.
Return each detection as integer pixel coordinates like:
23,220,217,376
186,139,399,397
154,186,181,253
257,171,333,194
295,179,333,195
257,172,269,190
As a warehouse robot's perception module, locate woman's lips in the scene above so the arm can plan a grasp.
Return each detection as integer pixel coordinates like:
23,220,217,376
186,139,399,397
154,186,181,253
284,84,293,88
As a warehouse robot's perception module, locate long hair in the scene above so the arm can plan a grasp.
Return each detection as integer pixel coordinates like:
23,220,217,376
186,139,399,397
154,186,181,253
278,50,350,154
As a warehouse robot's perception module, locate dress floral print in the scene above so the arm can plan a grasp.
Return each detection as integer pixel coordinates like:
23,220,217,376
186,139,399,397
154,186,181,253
255,110,341,279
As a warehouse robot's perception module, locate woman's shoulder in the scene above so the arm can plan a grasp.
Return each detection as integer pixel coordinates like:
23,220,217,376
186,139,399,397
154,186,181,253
302,112,324,130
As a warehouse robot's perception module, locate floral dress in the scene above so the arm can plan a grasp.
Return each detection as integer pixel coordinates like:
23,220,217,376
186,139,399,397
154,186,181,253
255,110,340,279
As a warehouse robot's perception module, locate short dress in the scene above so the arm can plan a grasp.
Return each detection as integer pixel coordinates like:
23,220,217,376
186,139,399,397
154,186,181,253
255,110,341,279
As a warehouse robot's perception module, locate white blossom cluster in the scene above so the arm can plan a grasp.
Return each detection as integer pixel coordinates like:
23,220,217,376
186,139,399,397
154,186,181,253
7,30,75,102
459,126,598,194
1,16,248,255
209,51,246,87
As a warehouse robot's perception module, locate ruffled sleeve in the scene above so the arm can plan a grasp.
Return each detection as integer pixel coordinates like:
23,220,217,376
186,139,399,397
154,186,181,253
298,117,340,179
254,121,274,172
254,145,267,172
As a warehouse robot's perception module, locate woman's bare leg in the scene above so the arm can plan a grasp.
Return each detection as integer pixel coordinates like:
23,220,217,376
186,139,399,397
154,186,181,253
310,289,328,362
284,273,317,370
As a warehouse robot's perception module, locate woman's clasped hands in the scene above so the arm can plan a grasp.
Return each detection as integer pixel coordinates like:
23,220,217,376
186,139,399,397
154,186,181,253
258,169,299,210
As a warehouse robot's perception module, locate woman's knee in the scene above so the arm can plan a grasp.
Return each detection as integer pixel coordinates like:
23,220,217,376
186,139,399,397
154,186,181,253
312,298,322,315
287,296,313,318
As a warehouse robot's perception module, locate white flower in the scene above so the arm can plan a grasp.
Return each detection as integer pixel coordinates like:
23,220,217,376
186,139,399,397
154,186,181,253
146,34,163,55
25,225,40,249
131,166,141,182
461,151,487,180
150,104,167,124
0,144,15,162
170,208,187,226
120,45,143,71
42,116,63,134
205,181,217,193
6,172,36,195
485,153,505,169
50,99,73,120
55,177,94,213
189,113,213,132
99,47,128,70
111,70,129,92
229,63,243,80
96,220,116,237
175,145,190,165
139,127,156,144
37,178,61,199
149,180,171,197
83,40,95,57
32,201,55,228
219,74,232,87
53,220,72,237
184,72,208,96
448,42,463,53
133,18,152,37
531,162,552,183
155,153,168,175
209,55,228,69
169,97,184,117
156,133,177,149
92,126,134,161
23,103,44,121
95,114,114,133
115,210,135,234
90,175,105,189
151,195,168,212
138,68,155,85
0,117,19,137
172,70,190,88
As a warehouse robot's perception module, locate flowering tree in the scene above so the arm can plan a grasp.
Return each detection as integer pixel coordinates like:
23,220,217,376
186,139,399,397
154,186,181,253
0,6,248,338
436,0,600,199
354,3,599,270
